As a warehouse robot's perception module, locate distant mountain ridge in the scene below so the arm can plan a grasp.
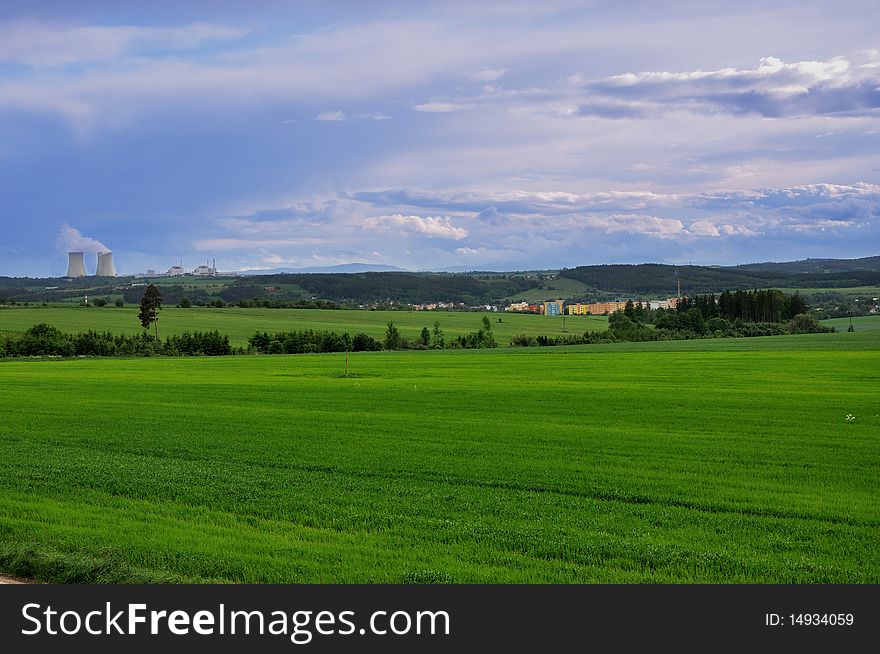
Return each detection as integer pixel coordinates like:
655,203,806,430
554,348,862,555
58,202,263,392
238,263,408,275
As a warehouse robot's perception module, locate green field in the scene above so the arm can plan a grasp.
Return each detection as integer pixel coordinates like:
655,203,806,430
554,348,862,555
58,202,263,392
499,277,593,302
0,306,608,346
819,315,880,332
1,329,878,583
776,286,880,298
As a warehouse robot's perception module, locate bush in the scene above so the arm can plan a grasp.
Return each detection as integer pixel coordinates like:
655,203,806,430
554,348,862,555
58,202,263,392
788,313,833,334
510,334,537,347
165,331,231,356
352,333,383,351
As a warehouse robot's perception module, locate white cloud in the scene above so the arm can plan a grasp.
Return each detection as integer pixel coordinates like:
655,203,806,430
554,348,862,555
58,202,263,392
586,213,686,238
363,214,468,239
687,220,721,237
467,68,507,82
412,101,475,113
315,110,346,121
579,52,880,118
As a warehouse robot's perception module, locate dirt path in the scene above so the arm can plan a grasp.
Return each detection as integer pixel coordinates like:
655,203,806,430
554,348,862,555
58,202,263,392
0,574,30,584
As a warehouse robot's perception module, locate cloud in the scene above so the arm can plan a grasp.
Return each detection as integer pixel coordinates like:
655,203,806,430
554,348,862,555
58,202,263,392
578,53,880,118
315,110,346,121
56,223,110,253
175,178,880,272
412,101,474,112
401,52,880,127
580,213,686,238
467,68,507,82
315,110,391,121
0,20,247,66
363,214,468,239
687,220,721,237
477,207,506,225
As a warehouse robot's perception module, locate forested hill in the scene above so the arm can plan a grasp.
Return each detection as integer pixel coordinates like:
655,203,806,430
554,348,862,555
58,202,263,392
236,272,534,304
732,256,880,274
559,257,880,295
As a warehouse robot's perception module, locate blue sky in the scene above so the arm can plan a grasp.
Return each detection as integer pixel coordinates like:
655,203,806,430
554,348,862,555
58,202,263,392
1,0,879,276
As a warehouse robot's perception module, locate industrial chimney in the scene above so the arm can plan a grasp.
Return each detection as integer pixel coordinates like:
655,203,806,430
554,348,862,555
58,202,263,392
66,252,87,277
96,251,117,277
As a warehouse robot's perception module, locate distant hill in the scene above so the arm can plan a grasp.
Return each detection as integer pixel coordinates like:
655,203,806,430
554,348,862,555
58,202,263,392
732,256,880,274
2,256,877,305
238,263,407,275
559,257,880,295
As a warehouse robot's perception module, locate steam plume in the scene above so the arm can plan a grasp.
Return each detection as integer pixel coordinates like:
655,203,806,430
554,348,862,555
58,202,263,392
57,223,109,253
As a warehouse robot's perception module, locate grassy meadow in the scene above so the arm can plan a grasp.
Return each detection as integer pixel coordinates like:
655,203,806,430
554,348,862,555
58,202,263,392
0,306,609,346
820,315,880,332
0,328,878,583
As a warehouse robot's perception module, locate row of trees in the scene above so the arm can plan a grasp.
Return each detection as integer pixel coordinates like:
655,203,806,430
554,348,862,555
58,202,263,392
682,289,808,323
248,330,383,355
614,289,810,326
247,317,497,355
511,300,832,349
0,324,233,357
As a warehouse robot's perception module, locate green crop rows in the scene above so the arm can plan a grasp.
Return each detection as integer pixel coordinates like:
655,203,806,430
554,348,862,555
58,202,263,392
0,328,878,583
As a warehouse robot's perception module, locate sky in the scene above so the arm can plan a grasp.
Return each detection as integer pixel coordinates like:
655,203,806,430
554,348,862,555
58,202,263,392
1,0,879,277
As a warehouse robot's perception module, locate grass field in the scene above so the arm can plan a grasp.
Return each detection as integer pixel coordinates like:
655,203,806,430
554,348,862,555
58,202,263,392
0,329,878,583
820,315,880,332
0,306,609,346
776,286,880,298
499,277,593,302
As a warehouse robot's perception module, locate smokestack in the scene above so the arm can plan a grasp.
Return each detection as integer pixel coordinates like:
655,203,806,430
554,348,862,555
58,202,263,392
96,251,117,277
66,252,87,277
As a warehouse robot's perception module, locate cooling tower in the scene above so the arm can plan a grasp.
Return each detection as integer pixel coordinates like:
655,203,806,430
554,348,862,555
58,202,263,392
96,251,117,277
66,252,87,277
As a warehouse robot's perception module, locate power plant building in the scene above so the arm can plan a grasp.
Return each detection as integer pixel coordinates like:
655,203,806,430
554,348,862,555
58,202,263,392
96,252,117,277
65,250,117,277
66,252,87,277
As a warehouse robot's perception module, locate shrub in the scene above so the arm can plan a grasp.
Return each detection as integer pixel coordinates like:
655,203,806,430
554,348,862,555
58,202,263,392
788,313,832,335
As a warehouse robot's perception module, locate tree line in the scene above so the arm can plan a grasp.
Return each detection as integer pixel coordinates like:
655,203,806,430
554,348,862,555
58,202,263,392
559,261,880,295
248,317,497,354
0,324,233,357
511,295,832,349
1,315,498,359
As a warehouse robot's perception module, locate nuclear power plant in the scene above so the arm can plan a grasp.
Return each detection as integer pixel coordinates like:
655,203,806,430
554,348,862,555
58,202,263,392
66,252,87,277
65,251,117,277
96,252,117,277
